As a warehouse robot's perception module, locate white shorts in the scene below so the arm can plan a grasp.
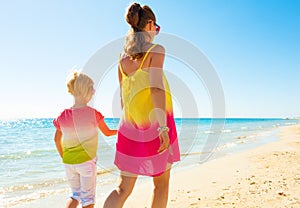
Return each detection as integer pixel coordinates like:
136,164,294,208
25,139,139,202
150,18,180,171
64,157,97,207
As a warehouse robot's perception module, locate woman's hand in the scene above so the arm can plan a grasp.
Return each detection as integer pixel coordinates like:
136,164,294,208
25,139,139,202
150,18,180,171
157,130,170,153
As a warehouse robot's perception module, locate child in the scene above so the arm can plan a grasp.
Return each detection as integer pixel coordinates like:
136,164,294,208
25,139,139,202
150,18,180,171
53,71,117,208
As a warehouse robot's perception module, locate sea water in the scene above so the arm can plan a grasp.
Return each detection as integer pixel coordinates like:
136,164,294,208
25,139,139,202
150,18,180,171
0,118,298,207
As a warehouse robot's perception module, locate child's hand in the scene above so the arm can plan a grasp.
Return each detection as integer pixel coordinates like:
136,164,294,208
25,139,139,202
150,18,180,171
98,119,118,136
110,130,118,136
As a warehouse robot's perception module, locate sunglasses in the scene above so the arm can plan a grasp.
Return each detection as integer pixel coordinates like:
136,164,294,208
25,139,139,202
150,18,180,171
148,21,160,35
154,22,160,35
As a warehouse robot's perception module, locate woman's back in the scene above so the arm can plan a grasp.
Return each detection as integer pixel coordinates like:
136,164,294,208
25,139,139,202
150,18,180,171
119,44,172,127
119,43,160,75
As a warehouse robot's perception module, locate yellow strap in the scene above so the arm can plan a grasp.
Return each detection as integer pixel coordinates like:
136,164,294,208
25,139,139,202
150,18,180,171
119,44,157,77
118,54,126,77
139,44,157,69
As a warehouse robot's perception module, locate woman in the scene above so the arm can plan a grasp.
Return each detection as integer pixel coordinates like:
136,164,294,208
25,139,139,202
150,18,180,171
104,3,180,208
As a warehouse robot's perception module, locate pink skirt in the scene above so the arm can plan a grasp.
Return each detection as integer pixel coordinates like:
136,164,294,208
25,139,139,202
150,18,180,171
114,114,180,176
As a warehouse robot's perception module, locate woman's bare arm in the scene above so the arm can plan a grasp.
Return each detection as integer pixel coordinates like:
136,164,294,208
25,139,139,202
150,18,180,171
149,45,170,152
149,45,166,127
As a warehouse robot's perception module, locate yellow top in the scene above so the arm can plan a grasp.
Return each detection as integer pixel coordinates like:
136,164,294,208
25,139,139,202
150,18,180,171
119,44,173,128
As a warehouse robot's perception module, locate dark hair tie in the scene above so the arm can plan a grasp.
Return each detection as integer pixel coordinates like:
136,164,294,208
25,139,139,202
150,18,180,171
136,7,143,29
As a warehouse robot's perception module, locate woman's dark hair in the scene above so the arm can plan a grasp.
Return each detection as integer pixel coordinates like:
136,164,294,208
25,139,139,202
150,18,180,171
124,3,156,60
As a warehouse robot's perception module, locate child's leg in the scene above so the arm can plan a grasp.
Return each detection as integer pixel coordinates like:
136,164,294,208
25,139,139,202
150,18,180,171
76,158,97,208
65,198,79,208
64,164,81,207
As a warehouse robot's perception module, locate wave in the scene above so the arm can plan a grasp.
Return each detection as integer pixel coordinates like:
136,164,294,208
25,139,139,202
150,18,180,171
204,129,232,134
285,122,297,125
180,151,209,157
2,187,68,208
0,178,67,194
213,142,238,152
204,130,214,134
1,167,117,195
236,135,247,139
96,167,116,176
0,149,56,160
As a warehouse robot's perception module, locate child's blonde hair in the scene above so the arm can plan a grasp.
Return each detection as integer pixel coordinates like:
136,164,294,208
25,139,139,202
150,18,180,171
67,71,94,102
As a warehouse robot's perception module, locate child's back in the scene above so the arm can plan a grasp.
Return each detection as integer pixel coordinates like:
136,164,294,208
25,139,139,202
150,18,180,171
54,106,104,164
53,71,117,208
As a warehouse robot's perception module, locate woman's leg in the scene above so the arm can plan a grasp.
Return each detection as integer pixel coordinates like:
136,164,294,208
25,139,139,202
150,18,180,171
103,172,137,208
151,168,171,208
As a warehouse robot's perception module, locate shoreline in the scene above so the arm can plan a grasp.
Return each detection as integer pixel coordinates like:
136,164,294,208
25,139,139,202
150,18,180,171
9,124,300,207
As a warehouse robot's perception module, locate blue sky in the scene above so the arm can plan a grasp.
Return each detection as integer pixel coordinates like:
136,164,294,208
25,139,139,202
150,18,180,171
0,0,299,119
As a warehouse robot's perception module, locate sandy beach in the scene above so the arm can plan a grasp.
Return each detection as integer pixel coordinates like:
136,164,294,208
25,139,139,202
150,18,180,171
13,124,300,208
120,124,300,208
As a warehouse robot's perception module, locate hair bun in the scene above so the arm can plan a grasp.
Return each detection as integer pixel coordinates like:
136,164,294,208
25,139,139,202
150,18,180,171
126,3,142,29
73,71,78,78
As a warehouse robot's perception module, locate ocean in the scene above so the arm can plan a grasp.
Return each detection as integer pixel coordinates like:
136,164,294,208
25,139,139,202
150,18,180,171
0,118,298,207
